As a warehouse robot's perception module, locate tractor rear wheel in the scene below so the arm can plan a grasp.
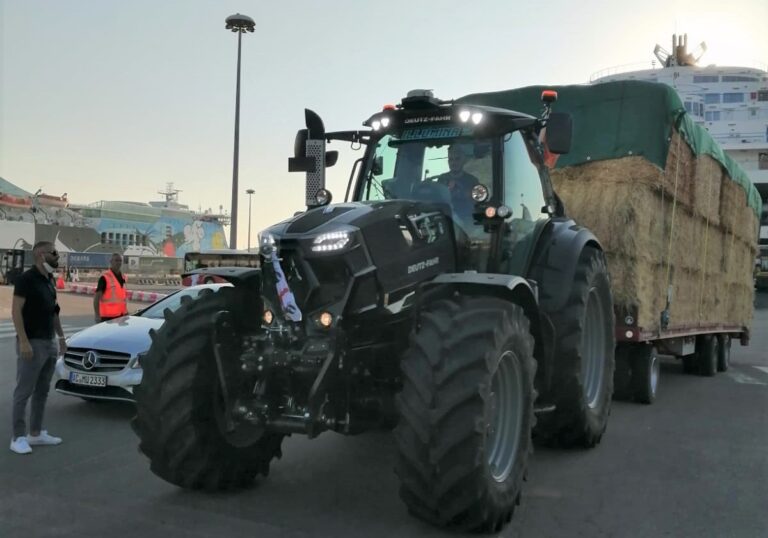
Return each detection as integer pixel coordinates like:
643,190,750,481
395,297,536,532
535,247,615,448
132,287,283,490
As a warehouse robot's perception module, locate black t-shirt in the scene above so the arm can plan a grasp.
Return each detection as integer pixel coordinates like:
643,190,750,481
13,268,61,340
96,270,126,293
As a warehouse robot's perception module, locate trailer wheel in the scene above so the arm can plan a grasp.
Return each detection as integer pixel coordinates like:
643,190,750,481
716,335,731,372
631,345,659,405
612,345,633,401
132,287,283,490
395,297,536,532
696,335,718,377
535,247,615,448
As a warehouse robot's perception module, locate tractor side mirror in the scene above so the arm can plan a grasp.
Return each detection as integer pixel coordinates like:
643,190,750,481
287,109,332,207
545,112,572,155
288,129,313,172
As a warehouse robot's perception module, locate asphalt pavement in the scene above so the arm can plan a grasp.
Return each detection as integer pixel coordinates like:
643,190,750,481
0,295,766,538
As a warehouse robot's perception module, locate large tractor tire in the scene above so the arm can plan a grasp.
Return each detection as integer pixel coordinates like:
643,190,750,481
535,247,615,448
394,297,537,532
132,286,283,490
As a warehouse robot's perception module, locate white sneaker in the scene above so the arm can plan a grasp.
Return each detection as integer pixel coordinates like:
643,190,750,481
10,436,32,454
28,431,62,446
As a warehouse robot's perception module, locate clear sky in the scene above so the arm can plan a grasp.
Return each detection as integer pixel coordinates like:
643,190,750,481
1,0,766,248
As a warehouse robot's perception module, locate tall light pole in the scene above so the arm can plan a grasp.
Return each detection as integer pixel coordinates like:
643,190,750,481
246,188,255,252
224,13,255,250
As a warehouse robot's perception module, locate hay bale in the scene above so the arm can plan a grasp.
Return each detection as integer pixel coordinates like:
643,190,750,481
693,156,722,226
551,126,756,334
664,130,696,209
719,177,747,235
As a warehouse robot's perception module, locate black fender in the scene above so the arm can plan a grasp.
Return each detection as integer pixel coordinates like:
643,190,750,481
525,218,602,398
416,272,551,389
527,217,603,314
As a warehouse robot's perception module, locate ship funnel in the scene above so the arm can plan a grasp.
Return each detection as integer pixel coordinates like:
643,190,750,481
656,33,705,67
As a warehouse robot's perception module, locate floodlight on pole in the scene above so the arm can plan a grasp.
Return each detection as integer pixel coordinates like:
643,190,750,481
224,13,255,250
246,188,255,252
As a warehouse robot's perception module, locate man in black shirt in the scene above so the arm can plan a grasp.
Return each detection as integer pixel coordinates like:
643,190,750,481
438,143,480,217
10,241,66,454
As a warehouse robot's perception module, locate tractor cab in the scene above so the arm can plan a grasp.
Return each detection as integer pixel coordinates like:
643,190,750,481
290,89,572,276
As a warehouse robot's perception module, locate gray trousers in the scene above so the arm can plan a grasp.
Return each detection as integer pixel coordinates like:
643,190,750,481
12,338,57,439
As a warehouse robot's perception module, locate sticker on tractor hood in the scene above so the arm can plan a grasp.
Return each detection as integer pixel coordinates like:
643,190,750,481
407,257,440,275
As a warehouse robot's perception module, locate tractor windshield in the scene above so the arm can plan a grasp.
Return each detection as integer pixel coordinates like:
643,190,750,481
357,134,495,269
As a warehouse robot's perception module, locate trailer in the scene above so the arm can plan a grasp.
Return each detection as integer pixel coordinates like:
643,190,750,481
460,81,761,404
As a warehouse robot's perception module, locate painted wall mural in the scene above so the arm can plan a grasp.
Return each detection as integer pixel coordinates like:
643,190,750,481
1,216,227,260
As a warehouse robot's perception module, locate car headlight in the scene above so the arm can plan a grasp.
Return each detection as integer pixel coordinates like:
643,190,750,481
132,352,146,370
311,228,354,252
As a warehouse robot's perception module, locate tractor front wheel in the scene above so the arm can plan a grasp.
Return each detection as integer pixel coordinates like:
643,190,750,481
395,297,537,532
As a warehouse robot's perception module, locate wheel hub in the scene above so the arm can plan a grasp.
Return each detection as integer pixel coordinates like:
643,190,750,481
486,350,524,483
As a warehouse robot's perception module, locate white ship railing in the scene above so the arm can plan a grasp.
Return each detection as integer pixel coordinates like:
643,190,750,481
590,62,660,82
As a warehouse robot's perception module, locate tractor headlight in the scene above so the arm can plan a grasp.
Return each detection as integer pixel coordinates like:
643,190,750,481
315,188,332,206
258,231,276,254
311,228,354,253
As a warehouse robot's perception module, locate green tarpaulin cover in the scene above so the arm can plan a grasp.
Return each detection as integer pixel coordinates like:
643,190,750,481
458,80,762,218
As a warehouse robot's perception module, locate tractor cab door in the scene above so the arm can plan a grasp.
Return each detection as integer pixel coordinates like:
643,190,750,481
499,131,551,276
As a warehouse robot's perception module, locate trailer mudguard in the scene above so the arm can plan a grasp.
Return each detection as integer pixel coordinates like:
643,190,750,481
527,218,603,313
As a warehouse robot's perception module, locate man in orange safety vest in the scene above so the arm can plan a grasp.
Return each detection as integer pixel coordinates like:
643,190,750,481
93,253,128,322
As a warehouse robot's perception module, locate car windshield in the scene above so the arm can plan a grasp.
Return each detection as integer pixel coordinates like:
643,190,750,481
139,286,222,319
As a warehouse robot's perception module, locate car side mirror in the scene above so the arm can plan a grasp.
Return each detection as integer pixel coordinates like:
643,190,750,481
545,112,572,155
325,150,338,168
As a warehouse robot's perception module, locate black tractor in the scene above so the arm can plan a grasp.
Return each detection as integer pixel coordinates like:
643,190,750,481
132,89,615,532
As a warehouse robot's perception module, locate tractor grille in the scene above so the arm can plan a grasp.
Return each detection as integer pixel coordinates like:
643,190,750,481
278,246,350,312
64,348,132,373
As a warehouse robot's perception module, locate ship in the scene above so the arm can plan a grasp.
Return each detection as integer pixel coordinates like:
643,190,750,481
590,33,767,214
0,178,229,268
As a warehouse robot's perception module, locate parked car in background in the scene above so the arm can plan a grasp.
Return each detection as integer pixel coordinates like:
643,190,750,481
181,249,259,285
54,283,229,402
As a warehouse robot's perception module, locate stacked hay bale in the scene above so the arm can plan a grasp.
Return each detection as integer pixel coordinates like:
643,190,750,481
460,80,760,333
550,130,757,331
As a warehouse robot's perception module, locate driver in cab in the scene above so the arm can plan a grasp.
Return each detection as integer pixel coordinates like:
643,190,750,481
438,143,479,216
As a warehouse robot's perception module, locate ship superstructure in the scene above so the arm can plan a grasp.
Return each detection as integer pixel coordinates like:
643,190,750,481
591,34,768,203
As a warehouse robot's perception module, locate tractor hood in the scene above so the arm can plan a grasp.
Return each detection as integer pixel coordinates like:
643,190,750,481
264,200,450,240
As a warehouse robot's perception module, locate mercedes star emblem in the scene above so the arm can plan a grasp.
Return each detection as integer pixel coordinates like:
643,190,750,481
82,351,99,371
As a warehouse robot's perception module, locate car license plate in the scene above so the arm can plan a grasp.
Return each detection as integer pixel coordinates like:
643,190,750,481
69,372,107,387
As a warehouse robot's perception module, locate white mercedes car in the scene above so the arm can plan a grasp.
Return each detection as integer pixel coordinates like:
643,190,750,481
54,283,229,402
